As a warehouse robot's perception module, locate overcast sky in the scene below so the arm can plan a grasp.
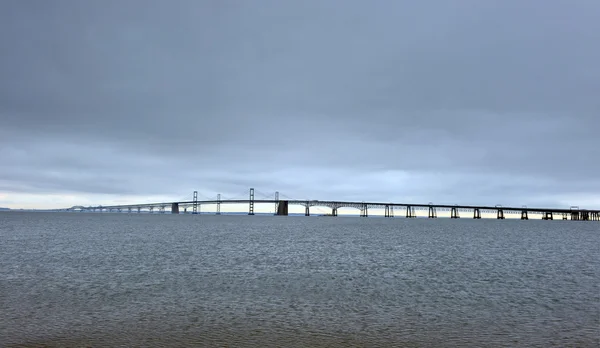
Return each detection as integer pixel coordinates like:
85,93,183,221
1,0,599,210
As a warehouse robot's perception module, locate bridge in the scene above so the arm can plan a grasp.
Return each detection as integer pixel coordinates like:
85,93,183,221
59,188,599,221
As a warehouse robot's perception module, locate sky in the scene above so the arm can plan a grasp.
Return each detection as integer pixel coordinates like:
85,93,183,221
1,0,599,211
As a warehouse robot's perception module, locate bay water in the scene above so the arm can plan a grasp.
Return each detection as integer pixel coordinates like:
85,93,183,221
1,212,598,347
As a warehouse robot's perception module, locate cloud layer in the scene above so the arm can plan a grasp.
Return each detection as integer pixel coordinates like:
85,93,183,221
1,0,599,209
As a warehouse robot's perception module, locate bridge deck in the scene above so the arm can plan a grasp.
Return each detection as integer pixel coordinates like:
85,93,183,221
67,199,598,215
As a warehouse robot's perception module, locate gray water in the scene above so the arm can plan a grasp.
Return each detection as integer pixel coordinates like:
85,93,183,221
1,212,598,347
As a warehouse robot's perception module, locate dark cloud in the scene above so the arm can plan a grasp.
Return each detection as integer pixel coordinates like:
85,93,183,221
1,0,599,209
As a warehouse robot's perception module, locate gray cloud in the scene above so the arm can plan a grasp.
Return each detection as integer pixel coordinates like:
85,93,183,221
1,0,599,209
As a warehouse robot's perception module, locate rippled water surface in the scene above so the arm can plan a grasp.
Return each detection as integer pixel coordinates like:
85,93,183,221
1,212,599,347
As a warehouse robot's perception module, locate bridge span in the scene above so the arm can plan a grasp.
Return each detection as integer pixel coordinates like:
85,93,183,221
60,188,599,221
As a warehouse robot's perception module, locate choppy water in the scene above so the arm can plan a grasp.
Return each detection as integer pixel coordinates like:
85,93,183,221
1,212,598,347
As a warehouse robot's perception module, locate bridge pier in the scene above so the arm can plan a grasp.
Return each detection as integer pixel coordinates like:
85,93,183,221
305,204,310,216
159,206,165,214
521,210,528,220
217,194,221,215
406,206,416,218
497,209,505,219
473,208,481,219
428,205,437,218
276,200,289,216
582,211,590,221
360,204,368,217
542,212,553,220
137,207,141,213
451,207,460,219
331,207,338,216
384,205,394,217
171,203,179,214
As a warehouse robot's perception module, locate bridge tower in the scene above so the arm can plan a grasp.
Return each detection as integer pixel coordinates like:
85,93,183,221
216,194,221,215
521,211,529,220
248,188,255,215
193,191,198,214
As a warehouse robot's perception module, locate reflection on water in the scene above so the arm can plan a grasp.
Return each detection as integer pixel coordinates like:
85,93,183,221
1,212,599,347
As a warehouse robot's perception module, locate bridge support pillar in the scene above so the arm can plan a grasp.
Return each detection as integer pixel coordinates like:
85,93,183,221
521,210,528,220
542,212,553,220
216,194,221,215
331,207,338,216
276,200,289,216
275,192,279,215
451,207,460,219
305,204,310,216
171,203,179,214
159,206,165,214
582,211,589,221
360,204,368,217
406,206,416,218
137,207,141,213
128,208,132,213
473,208,481,219
428,206,437,218
385,205,394,217
497,209,505,219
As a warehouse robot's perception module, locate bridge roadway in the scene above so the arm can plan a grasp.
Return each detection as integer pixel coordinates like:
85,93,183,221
63,198,599,221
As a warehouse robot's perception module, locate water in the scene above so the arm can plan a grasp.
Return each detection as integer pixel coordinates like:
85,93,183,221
1,212,598,347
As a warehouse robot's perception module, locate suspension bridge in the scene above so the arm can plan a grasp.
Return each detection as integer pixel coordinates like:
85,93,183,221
58,188,599,221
